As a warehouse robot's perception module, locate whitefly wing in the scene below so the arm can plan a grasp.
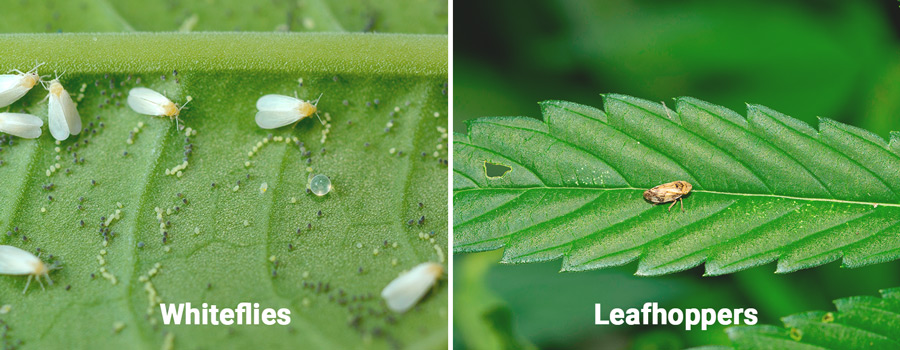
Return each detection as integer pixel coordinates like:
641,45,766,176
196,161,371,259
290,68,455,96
255,110,301,129
0,75,32,108
0,113,43,139
58,85,82,135
0,245,41,275
127,87,171,116
256,94,302,111
48,93,70,140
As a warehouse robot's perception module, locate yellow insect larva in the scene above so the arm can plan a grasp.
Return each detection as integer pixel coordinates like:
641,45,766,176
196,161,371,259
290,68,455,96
0,63,43,108
255,93,323,129
643,180,693,212
380,261,444,313
0,112,43,139
0,245,57,294
46,79,83,141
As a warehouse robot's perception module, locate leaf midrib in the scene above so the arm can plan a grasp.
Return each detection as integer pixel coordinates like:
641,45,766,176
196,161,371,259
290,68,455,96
0,33,448,76
453,187,900,208
455,185,897,268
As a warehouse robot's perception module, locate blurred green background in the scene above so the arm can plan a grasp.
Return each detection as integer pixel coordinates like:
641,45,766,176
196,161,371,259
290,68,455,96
453,0,900,349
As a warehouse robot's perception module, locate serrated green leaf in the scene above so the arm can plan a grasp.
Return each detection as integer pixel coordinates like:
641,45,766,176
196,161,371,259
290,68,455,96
0,32,447,349
709,287,900,350
453,94,900,276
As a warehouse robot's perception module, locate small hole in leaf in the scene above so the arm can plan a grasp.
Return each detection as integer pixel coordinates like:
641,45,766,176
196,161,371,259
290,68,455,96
484,161,512,178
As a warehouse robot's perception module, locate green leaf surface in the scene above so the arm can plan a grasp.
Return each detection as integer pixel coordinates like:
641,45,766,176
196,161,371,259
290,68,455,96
453,94,900,276
705,287,900,350
0,32,447,349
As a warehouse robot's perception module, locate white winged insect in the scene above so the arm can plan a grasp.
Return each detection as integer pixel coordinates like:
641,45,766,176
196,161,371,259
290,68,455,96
380,261,444,313
255,92,323,129
0,113,43,139
0,63,44,108
44,77,82,141
127,87,190,128
0,245,59,294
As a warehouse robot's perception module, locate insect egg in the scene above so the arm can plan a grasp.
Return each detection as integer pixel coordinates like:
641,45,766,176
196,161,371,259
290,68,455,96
308,174,331,196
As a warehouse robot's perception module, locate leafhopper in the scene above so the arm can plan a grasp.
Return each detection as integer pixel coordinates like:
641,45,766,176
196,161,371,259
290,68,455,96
643,180,692,212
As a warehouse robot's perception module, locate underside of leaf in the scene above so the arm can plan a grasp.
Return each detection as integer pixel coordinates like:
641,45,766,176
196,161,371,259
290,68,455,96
0,33,447,349
453,94,900,276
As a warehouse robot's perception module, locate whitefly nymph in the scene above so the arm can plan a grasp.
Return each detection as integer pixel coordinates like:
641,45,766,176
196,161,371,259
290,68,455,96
0,112,43,139
381,261,444,313
0,63,43,108
255,93,323,129
0,245,59,294
45,78,82,141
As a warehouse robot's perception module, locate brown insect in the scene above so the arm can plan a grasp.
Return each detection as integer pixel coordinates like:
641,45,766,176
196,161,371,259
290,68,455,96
643,181,692,212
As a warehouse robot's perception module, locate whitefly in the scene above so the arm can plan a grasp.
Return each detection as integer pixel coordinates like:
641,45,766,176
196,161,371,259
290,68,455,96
380,261,443,313
255,92,324,129
0,63,43,108
0,245,60,294
45,78,82,141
